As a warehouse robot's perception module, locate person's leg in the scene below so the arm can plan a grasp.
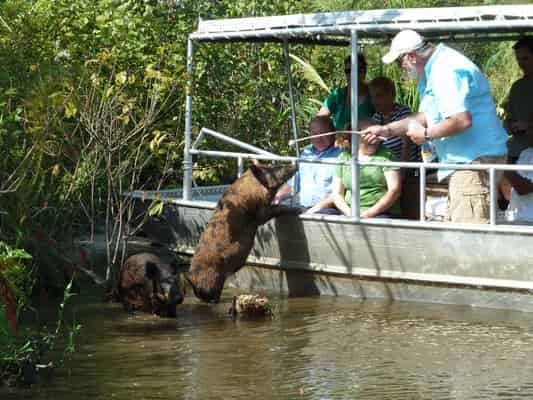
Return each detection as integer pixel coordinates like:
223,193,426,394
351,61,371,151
372,212,399,219
448,169,489,223
497,155,514,210
316,207,341,215
447,156,506,224
400,170,420,219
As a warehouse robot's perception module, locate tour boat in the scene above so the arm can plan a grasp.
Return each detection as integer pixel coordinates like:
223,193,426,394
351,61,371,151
129,5,533,312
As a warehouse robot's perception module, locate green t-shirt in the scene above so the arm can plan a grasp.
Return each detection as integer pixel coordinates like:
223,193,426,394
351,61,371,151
334,148,401,215
322,86,374,130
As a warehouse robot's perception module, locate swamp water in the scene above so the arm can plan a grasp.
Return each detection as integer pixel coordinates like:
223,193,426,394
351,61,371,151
3,288,533,400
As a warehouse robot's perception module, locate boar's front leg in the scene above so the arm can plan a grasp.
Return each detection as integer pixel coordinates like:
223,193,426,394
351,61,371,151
256,205,303,225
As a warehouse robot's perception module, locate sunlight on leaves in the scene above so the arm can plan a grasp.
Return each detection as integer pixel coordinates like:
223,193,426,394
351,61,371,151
289,53,330,94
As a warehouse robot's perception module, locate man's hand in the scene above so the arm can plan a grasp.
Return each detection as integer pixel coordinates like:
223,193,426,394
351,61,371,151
406,122,426,145
360,125,389,145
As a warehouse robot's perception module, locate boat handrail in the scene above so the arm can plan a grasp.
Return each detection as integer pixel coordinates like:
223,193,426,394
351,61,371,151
192,127,281,158
188,130,533,227
190,145,533,172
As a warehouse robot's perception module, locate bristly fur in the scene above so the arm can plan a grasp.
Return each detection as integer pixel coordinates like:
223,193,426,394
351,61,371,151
118,252,185,318
187,163,301,303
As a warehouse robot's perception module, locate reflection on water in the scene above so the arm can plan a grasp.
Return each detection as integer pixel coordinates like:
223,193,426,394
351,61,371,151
4,290,533,400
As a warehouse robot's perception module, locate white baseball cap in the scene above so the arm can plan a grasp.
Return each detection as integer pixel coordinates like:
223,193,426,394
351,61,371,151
382,29,426,64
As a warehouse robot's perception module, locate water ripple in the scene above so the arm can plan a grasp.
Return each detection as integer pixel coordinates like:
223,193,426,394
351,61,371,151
4,294,533,399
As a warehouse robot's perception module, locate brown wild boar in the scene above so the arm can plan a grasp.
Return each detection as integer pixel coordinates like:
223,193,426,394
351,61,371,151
186,163,300,303
118,252,185,318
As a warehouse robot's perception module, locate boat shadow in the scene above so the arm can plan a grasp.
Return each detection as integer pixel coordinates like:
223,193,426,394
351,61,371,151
269,215,401,300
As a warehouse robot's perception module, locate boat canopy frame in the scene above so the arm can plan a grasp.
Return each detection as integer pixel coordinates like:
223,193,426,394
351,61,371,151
182,4,533,226
191,5,533,44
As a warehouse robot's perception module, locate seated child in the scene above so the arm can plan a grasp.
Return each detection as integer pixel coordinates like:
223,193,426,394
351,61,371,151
274,116,342,208
306,120,402,218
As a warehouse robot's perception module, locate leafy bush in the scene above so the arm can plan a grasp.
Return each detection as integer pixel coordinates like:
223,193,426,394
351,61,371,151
0,242,32,335
1,278,81,387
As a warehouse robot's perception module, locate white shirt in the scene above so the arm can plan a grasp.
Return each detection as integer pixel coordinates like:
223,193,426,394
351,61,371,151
507,148,533,222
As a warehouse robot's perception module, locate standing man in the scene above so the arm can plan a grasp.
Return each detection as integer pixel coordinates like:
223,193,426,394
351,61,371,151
504,36,533,164
362,29,507,224
274,116,342,209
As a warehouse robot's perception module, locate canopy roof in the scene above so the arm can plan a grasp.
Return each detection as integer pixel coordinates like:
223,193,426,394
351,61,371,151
190,5,533,45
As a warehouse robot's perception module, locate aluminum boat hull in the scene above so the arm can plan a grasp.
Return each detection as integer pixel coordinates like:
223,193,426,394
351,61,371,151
130,187,533,312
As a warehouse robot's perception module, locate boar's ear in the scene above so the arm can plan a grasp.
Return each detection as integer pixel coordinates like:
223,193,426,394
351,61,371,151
145,261,161,280
249,164,269,188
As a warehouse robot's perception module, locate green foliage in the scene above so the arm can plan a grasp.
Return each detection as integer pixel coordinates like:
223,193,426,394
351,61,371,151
0,242,32,341
0,306,12,348
147,195,165,217
1,278,81,387
290,53,331,94
0,242,33,313
0,0,191,243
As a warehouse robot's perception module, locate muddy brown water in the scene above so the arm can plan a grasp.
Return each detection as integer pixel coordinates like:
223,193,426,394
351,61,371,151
3,287,533,400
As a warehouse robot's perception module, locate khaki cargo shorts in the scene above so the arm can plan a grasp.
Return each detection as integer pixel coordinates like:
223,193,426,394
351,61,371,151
447,156,506,224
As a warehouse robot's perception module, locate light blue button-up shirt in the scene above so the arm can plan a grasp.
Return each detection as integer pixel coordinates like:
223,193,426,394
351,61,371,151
418,44,507,180
293,145,342,208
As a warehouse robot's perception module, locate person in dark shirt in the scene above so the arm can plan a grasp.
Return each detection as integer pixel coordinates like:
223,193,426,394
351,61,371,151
317,54,374,130
369,77,419,163
504,36,533,164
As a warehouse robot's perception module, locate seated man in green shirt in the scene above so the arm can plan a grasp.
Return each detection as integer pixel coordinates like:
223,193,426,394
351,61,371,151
317,54,374,130
306,122,402,218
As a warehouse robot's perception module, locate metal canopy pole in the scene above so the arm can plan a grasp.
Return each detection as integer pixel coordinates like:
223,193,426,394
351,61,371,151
183,38,194,201
350,30,360,219
420,165,426,222
489,167,496,225
283,39,300,157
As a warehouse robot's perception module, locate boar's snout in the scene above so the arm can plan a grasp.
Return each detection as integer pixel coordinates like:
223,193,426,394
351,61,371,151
185,271,223,304
156,278,184,318
146,261,186,318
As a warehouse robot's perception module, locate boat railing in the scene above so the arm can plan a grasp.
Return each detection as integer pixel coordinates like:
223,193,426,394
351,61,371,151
188,127,533,229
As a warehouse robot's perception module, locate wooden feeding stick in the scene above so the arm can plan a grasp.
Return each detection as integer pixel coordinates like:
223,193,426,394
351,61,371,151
288,130,387,147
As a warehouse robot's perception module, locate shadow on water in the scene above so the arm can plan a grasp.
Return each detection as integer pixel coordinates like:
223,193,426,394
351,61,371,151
4,288,533,400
